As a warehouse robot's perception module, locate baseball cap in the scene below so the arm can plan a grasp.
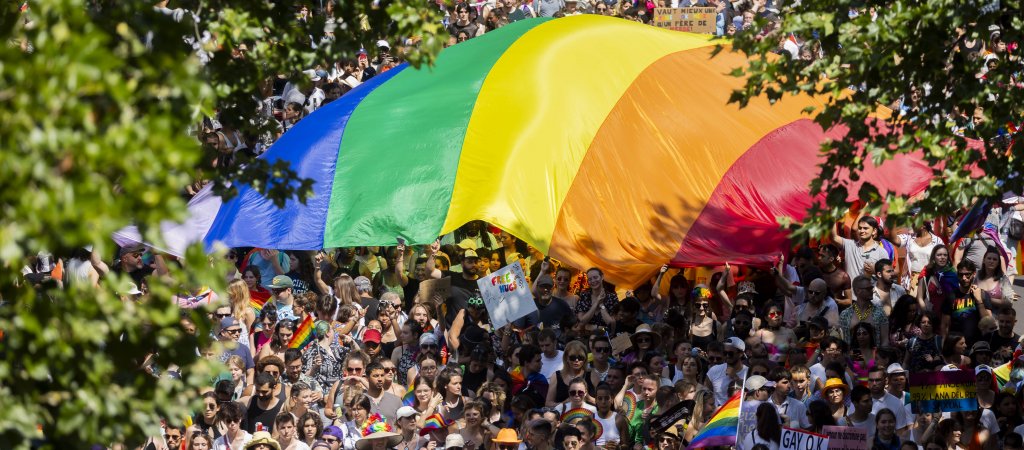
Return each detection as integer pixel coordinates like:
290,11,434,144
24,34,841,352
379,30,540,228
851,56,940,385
457,239,478,250
808,316,829,331
446,434,465,448
397,406,419,420
535,274,554,287
463,249,479,259
322,426,344,439
364,329,382,344
745,375,768,391
420,333,439,346
269,275,294,289
970,341,992,356
376,39,391,49
725,336,746,352
219,316,240,332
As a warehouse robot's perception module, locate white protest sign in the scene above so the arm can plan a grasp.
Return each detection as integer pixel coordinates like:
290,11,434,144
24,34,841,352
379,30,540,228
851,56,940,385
781,427,829,450
821,426,869,450
477,260,538,329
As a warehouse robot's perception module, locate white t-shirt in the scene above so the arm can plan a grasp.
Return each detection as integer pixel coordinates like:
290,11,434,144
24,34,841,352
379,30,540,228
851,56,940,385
707,363,748,407
790,286,840,328
540,350,564,379
838,413,875,438
872,392,909,429
214,431,252,450
770,396,810,429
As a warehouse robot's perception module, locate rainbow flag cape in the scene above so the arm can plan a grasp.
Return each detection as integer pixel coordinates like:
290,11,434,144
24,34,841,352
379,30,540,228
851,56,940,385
402,385,416,407
685,390,742,449
419,413,452,436
288,315,314,350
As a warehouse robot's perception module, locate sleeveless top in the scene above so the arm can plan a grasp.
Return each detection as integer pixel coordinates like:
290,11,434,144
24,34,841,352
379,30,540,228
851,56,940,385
595,411,621,445
245,389,285,433
554,370,571,403
690,320,718,351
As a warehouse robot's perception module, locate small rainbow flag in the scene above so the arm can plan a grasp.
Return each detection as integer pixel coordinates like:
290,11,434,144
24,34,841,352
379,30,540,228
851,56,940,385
288,315,314,350
419,413,451,436
994,347,1022,389
402,385,416,407
685,390,742,449
250,295,268,316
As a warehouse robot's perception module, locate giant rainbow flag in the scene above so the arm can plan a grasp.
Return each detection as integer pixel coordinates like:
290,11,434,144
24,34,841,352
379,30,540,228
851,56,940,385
686,391,742,449
203,15,938,286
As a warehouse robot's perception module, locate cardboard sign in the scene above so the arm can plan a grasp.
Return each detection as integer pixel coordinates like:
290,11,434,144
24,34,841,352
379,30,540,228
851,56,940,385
652,7,717,34
780,427,829,450
650,400,695,434
909,370,977,413
418,276,451,305
477,261,537,329
822,426,869,450
610,333,633,356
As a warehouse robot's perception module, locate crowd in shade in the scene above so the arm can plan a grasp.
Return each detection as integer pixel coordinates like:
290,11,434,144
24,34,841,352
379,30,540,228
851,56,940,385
16,1,1024,450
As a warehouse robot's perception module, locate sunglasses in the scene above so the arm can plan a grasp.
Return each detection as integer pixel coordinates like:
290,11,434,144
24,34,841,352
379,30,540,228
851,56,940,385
659,437,678,444
467,297,485,307
216,313,232,318
569,355,586,362
383,367,396,373
224,328,242,335
324,437,340,443
570,390,586,396
346,367,364,373
724,351,740,357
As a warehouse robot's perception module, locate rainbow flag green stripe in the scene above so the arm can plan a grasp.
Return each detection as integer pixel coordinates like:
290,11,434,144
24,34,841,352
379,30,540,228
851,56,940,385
324,18,550,245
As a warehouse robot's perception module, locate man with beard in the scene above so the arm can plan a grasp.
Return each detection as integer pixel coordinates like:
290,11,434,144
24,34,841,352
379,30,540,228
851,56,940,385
705,337,748,407
872,259,906,315
941,260,991,342
514,274,574,339
365,360,402,423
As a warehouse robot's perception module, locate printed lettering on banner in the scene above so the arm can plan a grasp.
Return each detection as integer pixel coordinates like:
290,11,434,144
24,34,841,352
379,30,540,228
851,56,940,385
822,426,869,450
477,260,538,329
780,427,829,450
908,370,978,413
652,7,717,33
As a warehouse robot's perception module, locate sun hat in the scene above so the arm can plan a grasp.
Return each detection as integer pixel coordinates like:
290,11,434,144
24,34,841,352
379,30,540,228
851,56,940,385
630,324,662,348
885,363,907,375
822,378,849,396
356,414,403,450
492,428,522,444
245,431,281,450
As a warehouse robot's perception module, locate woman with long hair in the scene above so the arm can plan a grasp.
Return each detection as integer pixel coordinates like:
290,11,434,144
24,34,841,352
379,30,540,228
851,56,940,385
936,418,965,450
436,367,466,422
651,270,690,315
905,311,944,372
227,279,256,337
889,294,922,350
874,408,901,450
227,355,247,400
740,402,782,450
977,246,1018,309
257,319,296,363
477,382,509,427
684,389,716,443
849,322,878,384
553,377,597,415
918,244,957,313
243,265,272,305
574,267,617,329
333,274,362,315
554,267,580,310
805,399,837,434
251,304,278,353
408,353,441,392
412,375,442,425
686,286,721,351
299,410,323,447
378,245,409,301
286,250,328,296
391,321,423,387
188,433,213,450
547,341,590,406
942,332,971,369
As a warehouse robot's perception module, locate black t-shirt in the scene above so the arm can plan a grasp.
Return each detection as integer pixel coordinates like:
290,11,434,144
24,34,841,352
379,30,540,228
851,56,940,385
513,296,575,337
986,331,1020,357
360,296,380,321
942,289,990,344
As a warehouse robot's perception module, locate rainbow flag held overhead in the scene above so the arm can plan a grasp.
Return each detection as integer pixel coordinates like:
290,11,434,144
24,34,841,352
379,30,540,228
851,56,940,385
686,390,742,449
419,413,452,436
287,315,314,350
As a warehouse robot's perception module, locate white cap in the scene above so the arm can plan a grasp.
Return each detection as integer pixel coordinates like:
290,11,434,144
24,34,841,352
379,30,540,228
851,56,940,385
725,337,746,352
397,406,418,419
445,434,465,448
376,39,391,49
886,363,906,375
745,375,768,391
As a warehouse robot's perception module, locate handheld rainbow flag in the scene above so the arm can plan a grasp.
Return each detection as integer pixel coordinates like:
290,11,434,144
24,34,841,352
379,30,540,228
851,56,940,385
685,390,742,449
249,296,268,316
288,315,314,350
994,347,1022,390
402,385,416,407
419,413,452,436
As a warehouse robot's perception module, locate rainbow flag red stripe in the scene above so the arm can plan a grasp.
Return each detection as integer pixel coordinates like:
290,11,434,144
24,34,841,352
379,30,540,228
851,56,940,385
686,390,742,449
249,296,268,315
287,315,314,350
402,385,416,407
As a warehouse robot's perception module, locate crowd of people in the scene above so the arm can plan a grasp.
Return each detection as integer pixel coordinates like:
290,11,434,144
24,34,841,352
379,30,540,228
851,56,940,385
22,196,1024,450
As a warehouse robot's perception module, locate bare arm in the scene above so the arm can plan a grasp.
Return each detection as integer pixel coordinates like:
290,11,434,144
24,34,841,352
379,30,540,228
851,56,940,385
714,263,734,311
545,374,558,406
448,309,467,351
773,259,797,297
651,265,669,302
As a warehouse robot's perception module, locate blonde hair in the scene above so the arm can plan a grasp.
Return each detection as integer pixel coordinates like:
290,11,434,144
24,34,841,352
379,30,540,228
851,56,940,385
227,279,251,322
789,365,812,398
227,355,245,372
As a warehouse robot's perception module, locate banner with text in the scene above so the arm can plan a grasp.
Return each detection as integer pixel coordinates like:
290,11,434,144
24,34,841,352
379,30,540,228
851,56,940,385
781,427,829,450
477,260,538,329
822,426,869,450
653,7,717,33
909,370,977,413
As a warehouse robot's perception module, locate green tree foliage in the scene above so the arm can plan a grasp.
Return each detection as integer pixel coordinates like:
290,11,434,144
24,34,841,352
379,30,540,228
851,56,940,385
728,0,1023,235
0,0,440,447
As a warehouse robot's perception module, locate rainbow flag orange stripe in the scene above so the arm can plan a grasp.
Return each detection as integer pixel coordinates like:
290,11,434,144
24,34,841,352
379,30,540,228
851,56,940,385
249,296,268,315
419,413,451,436
287,315,314,350
686,390,742,449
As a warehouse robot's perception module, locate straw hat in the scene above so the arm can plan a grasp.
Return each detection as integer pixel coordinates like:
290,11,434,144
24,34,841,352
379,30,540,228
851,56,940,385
630,324,661,348
245,432,281,450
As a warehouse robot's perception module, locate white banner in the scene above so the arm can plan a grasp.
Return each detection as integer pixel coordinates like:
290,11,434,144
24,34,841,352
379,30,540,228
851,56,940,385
476,260,537,329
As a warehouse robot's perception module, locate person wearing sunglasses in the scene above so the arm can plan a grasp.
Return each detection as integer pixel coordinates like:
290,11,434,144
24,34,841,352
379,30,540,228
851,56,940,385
546,341,590,406
705,337,748,407
515,273,573,341
218,316,256,385
753,301,795,363
587,335,614,389
553,378,596,416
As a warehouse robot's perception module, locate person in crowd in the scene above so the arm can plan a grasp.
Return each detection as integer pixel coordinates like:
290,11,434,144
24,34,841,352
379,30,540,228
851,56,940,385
228,278,257,339
684,389,716,443
817,244,852,307
621,323,658,365
821,378,850,423
832,216,890,280
942,332,972,369
299,410,324,447
435,367,466,422
986,307,1020,364
753,301,795,363
889,294,922,350
874,408,902,450
213,399,251,450
892,221,944,295
873,259,907,315
905,311,944,371
840,275,890,345
575,268,617,330
706,338,748,406
547,341,590,406
740,402,782,450
918,245,957,313
252,305,279,354
942,260,992,342
553,267,580,311
867,366,909,435
767,367,808,428
806,399,838,434
587,334,614,389
686,286,721,351
258,319,296,363
975,247,1017,309
849,323,878,383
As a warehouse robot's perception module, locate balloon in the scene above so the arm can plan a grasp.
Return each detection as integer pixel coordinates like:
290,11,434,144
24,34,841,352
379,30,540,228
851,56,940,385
205,16,934,286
